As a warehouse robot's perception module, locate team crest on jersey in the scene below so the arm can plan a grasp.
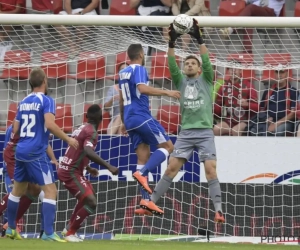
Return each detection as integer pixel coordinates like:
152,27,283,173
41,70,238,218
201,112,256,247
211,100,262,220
184,84,198,100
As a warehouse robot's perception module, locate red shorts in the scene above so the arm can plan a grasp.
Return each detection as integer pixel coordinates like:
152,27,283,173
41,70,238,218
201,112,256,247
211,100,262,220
58,171,94,201
3,149,15,180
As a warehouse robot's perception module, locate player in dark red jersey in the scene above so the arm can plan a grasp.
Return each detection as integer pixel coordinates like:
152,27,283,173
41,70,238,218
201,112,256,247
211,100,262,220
0,121,58,237
213,63,259,136
58,104,119,242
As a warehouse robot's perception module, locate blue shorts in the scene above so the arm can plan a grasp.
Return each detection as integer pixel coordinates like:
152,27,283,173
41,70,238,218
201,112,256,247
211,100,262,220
128,118,170,150
14,155,55,186
3,170,13,193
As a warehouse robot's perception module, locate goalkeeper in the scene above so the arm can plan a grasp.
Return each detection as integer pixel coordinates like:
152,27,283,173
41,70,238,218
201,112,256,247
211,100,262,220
147,19,224,223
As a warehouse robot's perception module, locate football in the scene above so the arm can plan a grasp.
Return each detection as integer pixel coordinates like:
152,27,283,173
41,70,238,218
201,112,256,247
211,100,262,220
173,14,193,35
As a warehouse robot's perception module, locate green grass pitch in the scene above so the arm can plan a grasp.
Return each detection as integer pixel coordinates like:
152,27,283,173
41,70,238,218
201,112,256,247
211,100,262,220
0,239,299,250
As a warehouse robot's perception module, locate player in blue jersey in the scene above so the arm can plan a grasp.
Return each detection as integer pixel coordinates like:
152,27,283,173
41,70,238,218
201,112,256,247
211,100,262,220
119,44,180,215
6,67,78,241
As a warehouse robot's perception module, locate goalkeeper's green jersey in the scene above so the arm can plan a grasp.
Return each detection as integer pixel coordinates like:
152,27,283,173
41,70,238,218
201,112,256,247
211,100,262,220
168,53,214,129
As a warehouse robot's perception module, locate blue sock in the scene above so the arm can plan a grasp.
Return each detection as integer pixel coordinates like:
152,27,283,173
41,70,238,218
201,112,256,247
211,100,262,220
39,191,44,230
137,165,150,200
43,199,56,235
7,194,20,229
140,148,169,177
40,206,44,231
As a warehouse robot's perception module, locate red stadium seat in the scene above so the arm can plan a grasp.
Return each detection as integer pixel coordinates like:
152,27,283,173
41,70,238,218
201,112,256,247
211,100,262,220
6,102,18,128
261,53,292,82
295,2,300,17
149,52,179,79
55,104,73,133
110,0,136,15
106,51,130,80
226,53,256,80
157,105,181,135
0,50,31,79
83,104,110,134
219,1,245,16
41,51,69,79
75,52,106,80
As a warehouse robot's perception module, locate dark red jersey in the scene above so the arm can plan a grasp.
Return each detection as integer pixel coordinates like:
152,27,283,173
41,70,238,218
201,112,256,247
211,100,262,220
3,130,20,163
58,123,98,178
214,79,259,126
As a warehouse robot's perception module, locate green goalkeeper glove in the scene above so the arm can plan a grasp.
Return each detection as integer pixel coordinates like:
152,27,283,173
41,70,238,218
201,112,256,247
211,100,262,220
168,23,181,48
188,18,205,45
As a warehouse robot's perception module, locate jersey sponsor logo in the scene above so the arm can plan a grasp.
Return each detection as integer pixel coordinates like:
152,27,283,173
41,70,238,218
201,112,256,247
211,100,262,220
183,84,204,108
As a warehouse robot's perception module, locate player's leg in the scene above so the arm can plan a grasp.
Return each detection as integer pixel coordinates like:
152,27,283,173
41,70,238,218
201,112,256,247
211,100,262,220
149,130,194,207
1,170,13,237
28,155,65,242
195,129,224,223
62,201,84,236
132,119,174,193
38,190,45,238
63,175,95,242
134,143,152,216
6,160,28,240
15,183,41,223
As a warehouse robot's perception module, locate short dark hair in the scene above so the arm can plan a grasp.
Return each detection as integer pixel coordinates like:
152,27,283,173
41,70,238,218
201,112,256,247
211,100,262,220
29,67,46,88
127,44,143,61
184,55,201,67
87,104,102,121
118,62,128,72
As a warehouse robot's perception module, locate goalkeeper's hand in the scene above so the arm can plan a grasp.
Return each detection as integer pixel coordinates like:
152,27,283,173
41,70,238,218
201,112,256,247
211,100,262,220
188,18,205,45
168,23,181,48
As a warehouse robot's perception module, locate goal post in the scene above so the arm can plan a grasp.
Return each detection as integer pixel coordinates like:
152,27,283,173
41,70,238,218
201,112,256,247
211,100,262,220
0,13,300,244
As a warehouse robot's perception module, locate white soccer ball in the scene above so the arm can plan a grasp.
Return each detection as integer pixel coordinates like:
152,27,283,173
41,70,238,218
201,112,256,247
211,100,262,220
173,14,193,35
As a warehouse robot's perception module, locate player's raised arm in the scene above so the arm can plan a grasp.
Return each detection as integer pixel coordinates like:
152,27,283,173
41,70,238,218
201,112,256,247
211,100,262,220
167,24,184,90
44,98,78,149
188,18,214,84
136,67,181,99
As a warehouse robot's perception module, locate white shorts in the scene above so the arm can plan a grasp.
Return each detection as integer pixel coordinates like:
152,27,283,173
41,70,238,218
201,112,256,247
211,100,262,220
59,8,97,15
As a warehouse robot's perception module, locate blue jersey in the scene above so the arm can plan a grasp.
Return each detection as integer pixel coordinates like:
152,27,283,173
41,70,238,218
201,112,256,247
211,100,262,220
119,64,151,130
15,92,56,161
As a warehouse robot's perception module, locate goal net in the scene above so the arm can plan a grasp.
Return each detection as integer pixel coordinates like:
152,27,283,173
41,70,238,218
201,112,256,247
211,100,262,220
0,14,300,243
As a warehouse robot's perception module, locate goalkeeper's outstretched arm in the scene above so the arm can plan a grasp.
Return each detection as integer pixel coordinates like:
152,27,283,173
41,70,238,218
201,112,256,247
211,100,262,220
188,19,213,84
167,24,184,89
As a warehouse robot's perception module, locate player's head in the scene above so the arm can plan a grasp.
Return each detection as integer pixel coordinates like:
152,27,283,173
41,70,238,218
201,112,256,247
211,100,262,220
29,67,48,95
86,104,102,127
127,44,145,66
275,68,288,84
118,62,128,72
184,55,201,78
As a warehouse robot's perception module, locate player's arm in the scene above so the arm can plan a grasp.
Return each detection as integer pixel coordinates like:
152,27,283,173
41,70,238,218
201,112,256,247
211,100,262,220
13,108,21,135
80,0,99,15
168,24,184,90
188,18,214,84
135,66,180,98
46,144,59,167
0,2,22,14
84,146,118,175
119,89,124,124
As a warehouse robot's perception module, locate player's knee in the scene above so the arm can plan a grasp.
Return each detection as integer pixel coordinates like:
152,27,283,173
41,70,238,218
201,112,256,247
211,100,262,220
204,160,217,179
165,157,184,178
164,141,174,154
27,184,41,197
85,196,97,211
